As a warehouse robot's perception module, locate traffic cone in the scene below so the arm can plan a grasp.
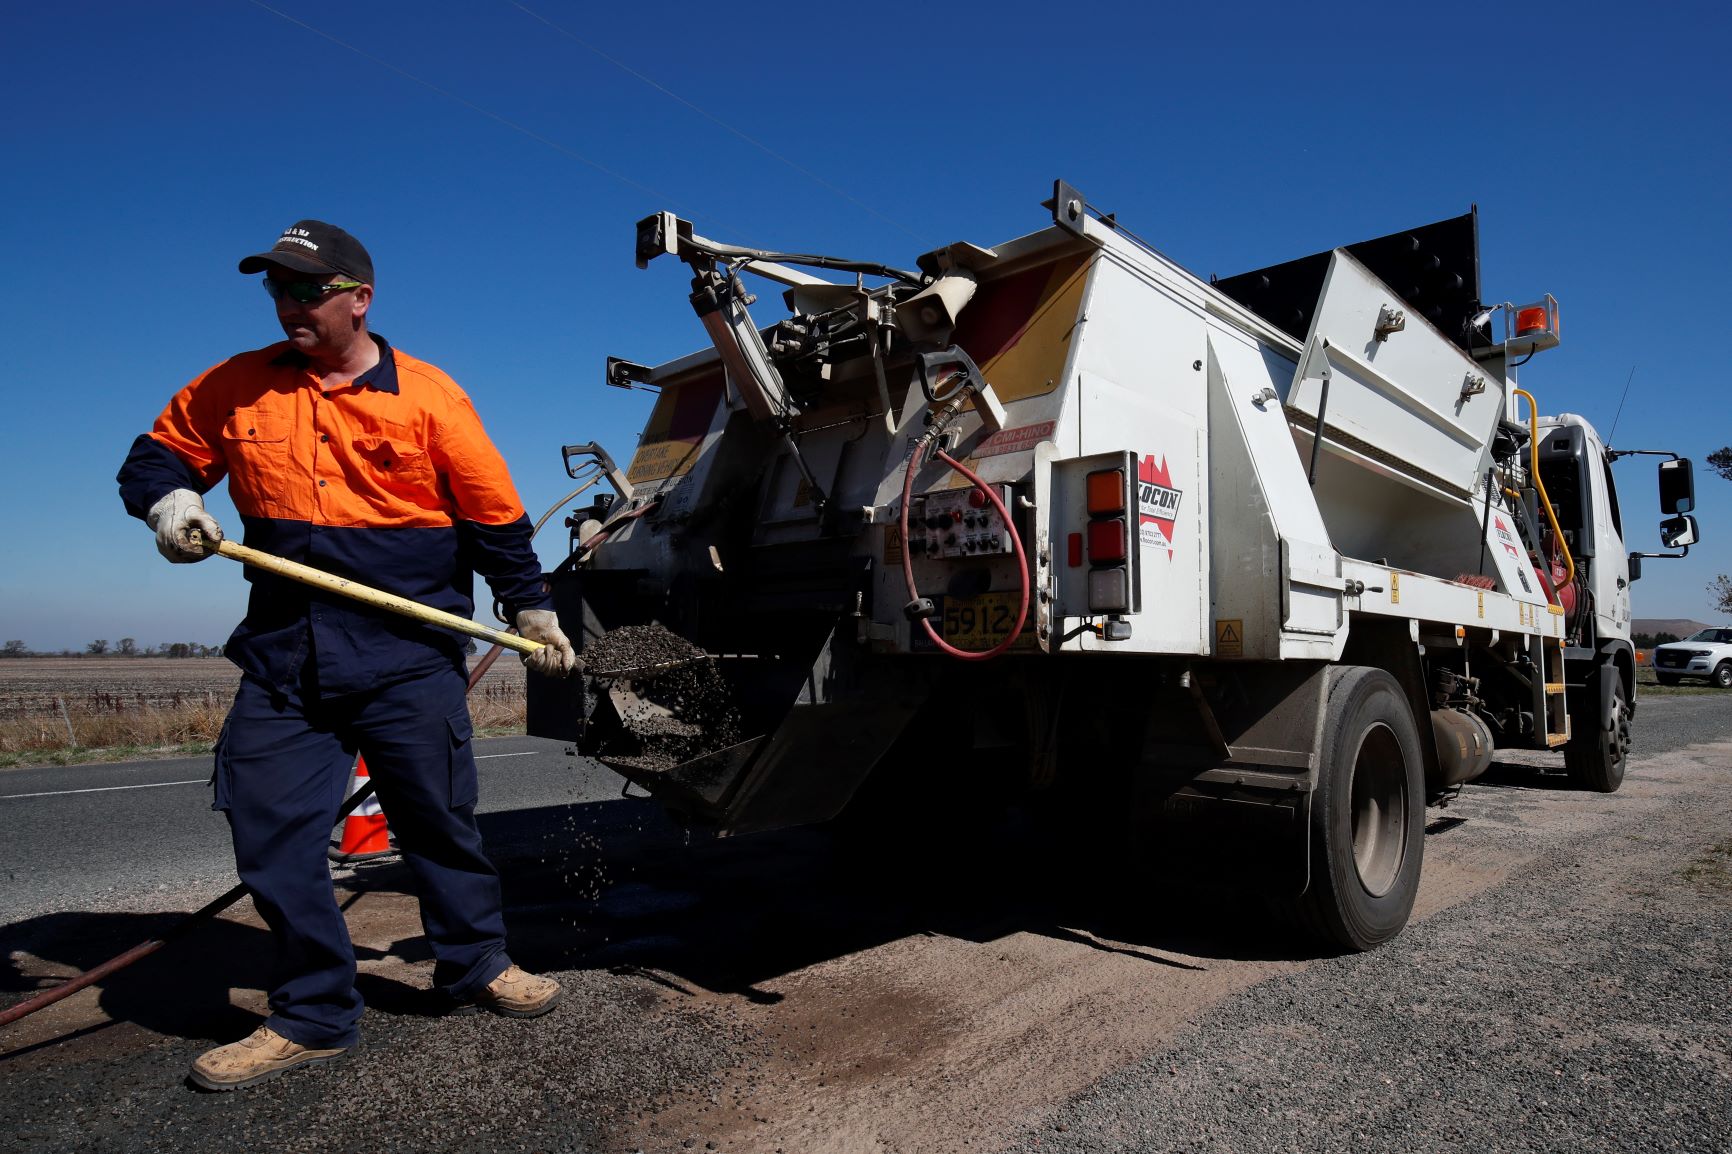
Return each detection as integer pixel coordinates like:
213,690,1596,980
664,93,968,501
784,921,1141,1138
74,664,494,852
330,755,394,863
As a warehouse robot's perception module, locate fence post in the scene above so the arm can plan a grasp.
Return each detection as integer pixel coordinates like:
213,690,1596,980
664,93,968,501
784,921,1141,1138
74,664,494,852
56,696,77,747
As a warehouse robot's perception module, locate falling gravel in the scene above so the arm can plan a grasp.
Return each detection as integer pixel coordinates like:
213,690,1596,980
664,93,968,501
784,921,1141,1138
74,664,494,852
583,626,745,774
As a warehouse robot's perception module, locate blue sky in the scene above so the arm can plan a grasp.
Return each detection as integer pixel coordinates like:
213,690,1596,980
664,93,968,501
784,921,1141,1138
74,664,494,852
1,0,1727,651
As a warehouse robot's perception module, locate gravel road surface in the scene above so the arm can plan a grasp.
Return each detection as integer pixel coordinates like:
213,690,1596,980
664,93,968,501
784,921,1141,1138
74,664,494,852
2,696,1728,1153
1009,696,1732,1154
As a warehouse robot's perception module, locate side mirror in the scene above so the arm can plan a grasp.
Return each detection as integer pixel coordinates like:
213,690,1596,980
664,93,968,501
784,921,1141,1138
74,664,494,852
1660,514,1698,549
1627,553,1643,582
1659,458,1694,514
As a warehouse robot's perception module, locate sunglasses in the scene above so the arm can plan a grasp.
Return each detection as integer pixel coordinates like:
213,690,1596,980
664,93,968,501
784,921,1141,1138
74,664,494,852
263,278,364,303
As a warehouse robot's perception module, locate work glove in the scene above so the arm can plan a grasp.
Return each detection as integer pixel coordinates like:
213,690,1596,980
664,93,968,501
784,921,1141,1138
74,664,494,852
516,609,578,678
147,489,223,563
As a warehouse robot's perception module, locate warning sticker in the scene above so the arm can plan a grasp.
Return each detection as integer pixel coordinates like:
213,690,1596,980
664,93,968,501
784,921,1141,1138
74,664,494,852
884,523,903,565
974,421,1056,457
625,372,724,483
626,439,702,484
1215,619,1243,657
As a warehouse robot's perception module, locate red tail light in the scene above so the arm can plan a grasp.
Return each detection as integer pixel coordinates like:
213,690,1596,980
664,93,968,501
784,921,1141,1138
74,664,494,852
1087,518,1127,563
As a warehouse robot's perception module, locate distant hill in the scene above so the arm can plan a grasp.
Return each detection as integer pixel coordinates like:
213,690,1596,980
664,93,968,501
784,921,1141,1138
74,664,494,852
1633,618,1714,639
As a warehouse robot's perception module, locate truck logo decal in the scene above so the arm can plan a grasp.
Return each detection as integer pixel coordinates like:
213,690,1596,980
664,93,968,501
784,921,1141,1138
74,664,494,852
1138,454,1183,558
975,420,1056,457
1493,515,1521,560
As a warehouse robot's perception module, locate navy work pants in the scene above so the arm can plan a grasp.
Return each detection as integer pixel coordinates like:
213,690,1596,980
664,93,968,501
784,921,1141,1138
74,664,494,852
214,664,511,1048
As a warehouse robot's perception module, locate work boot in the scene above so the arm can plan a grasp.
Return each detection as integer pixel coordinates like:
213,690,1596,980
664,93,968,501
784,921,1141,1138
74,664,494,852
469,965,562,1018
187,1025,348,1091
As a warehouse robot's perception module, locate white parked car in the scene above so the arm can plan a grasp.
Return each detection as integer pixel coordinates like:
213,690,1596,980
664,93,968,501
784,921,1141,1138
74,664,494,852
1652,627,1732,687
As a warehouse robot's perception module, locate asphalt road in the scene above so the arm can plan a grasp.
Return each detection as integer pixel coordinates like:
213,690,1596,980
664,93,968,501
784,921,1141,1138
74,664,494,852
0,736,615,924
2,696,1729,1153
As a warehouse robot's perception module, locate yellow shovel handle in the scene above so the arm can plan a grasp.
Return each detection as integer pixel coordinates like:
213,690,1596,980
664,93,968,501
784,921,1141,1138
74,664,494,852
203,536,542,657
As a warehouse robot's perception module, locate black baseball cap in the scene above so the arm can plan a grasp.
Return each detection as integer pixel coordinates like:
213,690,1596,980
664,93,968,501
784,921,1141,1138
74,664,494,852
238,220,374,285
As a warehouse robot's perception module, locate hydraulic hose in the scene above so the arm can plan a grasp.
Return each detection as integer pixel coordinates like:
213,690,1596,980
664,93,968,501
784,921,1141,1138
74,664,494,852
898,436,1030,661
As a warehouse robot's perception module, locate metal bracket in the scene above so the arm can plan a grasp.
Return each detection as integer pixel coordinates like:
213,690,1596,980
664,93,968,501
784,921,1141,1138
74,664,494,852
1374,304,1406,342
1044,179,1089,238
1180,668,1231,760
605,357,656,391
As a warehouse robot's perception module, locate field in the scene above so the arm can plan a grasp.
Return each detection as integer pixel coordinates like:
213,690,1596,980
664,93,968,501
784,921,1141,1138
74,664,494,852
0,656,529,767
0,652,1716,770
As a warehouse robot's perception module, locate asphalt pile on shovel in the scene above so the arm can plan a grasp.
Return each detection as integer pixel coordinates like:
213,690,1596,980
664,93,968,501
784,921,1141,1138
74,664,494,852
583,625,744,772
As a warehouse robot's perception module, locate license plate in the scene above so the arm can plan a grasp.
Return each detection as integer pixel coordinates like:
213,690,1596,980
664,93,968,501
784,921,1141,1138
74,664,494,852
936,591,1032,651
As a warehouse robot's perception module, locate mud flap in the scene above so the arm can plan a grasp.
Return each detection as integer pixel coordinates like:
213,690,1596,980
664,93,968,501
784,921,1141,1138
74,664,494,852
1133,661,1329,896
1142,783,1310,895
1595,664,1619,732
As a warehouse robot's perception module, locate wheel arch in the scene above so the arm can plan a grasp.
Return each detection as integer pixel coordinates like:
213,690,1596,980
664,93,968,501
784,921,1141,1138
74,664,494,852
1598,637,1636,721
1339,617,1443,796
1606,638,1635,701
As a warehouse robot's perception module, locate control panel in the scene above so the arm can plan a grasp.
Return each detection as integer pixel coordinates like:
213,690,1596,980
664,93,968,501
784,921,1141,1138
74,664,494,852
907,486,1014,559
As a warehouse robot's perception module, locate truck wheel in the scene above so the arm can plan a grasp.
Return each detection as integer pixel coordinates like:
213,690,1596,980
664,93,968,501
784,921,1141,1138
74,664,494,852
1713,663,1732,690
1299,667,1424,952
1565,671,1629,793
1655,673,1679,687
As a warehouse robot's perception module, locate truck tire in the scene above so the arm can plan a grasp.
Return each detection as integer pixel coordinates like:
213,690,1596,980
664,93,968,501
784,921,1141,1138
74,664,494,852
1713,662,1732,690
1565,670,1629,793
1298,666,1424,952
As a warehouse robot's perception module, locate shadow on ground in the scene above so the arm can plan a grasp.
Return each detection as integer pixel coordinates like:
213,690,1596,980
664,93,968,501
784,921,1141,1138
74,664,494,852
0,910,268,1057
1476,757,1582,791
466,790,1323,997
2,778,1336,1055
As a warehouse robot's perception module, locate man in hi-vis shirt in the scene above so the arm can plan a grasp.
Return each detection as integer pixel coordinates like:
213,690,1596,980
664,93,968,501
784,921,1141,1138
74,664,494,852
118,220,576,1090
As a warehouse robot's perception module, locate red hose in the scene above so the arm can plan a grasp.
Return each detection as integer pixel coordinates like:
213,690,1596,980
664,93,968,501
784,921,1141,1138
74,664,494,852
898,439,1030,661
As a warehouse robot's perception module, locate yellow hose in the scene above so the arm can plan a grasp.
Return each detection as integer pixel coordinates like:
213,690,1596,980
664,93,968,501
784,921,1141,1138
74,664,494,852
1511,388,1575,591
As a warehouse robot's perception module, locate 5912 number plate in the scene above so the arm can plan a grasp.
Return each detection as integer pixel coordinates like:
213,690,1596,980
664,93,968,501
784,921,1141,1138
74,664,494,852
931,591,1032,651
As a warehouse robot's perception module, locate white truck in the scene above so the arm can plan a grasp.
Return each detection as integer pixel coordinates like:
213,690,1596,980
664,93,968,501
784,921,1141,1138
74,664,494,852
1652,628,1732,687
527,181,1698,951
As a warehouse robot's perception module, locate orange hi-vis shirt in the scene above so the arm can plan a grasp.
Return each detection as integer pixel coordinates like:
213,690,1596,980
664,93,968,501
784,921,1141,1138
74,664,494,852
118,335,551,695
